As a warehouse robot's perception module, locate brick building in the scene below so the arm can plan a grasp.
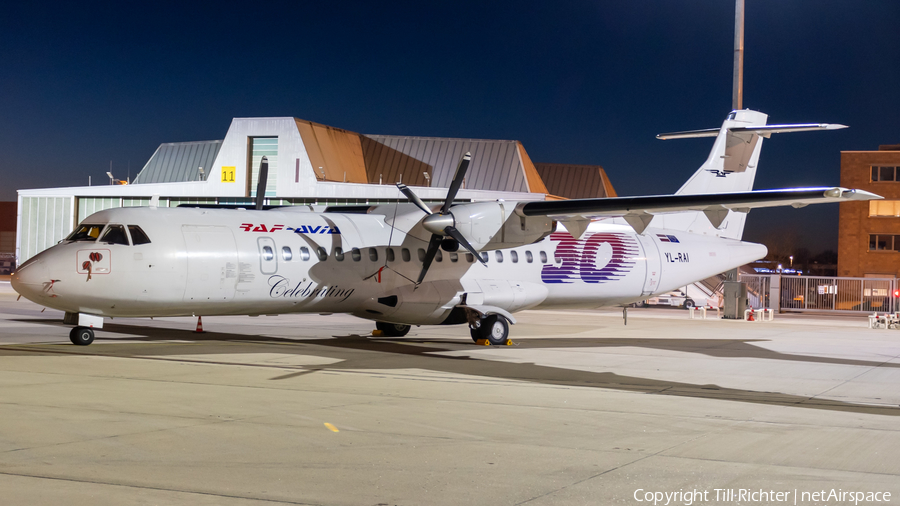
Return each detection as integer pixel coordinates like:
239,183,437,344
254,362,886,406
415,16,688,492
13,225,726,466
838,145,900,277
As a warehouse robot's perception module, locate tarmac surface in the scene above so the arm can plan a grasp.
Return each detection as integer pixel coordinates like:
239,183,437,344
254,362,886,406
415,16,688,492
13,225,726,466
1,278,899,505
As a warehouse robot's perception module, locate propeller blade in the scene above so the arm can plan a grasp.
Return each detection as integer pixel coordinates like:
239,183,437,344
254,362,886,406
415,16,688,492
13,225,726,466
416,235,442,284
255,156,269,210
441,152,471,215
444,226,486,265
396,183,432,215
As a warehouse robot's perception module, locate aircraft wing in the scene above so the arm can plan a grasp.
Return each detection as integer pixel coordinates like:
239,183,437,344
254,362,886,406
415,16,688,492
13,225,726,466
518,187,881,235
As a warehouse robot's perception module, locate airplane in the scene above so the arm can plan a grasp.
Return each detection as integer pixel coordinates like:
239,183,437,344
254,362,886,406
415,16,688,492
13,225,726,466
11,109,880,346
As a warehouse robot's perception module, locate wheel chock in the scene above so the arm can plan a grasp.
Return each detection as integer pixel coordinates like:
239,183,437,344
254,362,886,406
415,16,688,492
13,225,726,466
475,339,514,346
372,330,384,336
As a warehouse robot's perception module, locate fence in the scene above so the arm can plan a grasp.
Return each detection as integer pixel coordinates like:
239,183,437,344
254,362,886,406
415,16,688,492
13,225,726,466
740,274,896,314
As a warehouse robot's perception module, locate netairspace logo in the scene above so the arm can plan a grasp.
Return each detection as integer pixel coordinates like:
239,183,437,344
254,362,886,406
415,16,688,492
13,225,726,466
633,488,892,505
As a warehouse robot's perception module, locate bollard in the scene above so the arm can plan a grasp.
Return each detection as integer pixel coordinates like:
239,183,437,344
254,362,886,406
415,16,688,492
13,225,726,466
689,307,696,319
699,307,707,319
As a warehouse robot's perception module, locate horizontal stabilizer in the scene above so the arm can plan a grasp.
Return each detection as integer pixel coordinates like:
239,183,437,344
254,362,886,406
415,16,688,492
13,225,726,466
657,123,847,140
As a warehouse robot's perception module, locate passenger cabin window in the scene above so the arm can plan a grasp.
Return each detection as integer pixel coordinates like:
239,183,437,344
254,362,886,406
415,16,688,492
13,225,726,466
510,251,518,263
282,246,292,261
128,225,151,245
386,248,395,262
351,248,361,261
450,252,458,262
436,250,443,262
466,253,474,263
316,247,327,261
480,252,489,263
402,248,411,262
495,251,503,263
100,225,129,245
334,247,345,261
525,251,533,263
540,251,548,263
369,248,378,262
299,247,310,261
68,224,105,242
418,249,426,262
261,246,274,261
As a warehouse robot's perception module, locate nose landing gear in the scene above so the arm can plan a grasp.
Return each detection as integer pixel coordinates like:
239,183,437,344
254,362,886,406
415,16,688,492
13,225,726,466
63,312,103,345
69,327,95,346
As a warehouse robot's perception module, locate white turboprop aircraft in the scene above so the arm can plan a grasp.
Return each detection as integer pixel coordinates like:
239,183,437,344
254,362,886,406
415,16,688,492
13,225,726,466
12,110,880,346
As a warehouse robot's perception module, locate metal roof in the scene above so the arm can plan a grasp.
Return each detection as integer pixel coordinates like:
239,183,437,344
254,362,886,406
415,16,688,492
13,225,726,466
361,135,542,193
534,163,617,199
133,140,222,184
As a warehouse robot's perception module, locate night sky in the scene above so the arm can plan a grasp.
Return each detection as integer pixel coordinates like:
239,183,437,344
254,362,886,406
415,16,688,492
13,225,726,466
2,1,898,253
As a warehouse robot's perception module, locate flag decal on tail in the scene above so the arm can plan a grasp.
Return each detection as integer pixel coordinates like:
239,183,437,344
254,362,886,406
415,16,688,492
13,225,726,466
657,234,680,243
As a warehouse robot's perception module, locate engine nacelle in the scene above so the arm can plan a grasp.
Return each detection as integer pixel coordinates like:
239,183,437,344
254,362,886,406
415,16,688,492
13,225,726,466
450,202,554,250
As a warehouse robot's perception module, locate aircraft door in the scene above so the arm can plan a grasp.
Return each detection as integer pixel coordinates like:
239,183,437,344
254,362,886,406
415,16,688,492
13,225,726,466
257,237,278,275
636,234,662,296
182,225,238,302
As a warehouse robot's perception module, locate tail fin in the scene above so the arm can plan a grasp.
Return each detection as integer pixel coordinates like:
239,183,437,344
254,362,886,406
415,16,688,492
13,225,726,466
652,109,846,239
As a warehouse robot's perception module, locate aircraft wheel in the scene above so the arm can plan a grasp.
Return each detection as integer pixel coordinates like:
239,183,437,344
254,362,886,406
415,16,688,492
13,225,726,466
482,315,509,345
375,322,411,337
683,299,695,309
69,327,95,346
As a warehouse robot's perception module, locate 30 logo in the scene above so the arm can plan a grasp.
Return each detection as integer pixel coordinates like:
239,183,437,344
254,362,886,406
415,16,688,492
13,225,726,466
541,232,639,284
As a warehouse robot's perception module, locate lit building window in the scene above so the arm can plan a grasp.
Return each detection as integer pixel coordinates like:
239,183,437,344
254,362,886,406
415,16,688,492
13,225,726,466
869,200,900,217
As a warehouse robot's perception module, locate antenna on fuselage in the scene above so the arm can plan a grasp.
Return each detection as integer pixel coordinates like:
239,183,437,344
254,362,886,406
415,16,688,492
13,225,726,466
255,156,268,211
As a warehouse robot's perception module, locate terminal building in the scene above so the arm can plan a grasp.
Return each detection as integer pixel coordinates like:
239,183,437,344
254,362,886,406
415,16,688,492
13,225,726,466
838,144,900,277
14,117,615,264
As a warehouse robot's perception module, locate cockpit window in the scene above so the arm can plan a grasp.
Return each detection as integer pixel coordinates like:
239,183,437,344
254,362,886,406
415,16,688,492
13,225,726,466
100,225,130,245
68,224,104,242
128,225,151,245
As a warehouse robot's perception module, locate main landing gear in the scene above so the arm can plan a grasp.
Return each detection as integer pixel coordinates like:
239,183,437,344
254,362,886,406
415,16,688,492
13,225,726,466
69,327,95,346
469,314,510,346
375,321,412,337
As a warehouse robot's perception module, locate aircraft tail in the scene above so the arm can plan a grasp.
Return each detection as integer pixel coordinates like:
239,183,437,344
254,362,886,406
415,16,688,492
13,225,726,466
651,109,845,239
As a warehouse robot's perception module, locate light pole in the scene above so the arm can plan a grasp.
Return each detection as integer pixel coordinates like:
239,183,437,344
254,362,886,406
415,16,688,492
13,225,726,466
789,255,794,269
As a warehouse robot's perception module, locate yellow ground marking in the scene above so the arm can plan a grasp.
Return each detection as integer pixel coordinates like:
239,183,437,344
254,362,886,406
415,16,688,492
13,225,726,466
324,423,339,432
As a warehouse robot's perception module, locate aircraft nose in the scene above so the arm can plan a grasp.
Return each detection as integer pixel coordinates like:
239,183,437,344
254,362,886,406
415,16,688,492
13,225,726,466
11,256,50,301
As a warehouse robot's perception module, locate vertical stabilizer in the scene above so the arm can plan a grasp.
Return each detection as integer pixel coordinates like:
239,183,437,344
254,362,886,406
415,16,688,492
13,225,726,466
675,109,768,195
652,109,768,239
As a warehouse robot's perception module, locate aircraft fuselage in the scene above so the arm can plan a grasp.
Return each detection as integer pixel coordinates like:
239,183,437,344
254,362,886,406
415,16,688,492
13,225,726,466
12,205,766,326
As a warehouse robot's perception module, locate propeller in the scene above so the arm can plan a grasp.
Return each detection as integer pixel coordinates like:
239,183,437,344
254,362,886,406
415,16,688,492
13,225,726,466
396,152,487,284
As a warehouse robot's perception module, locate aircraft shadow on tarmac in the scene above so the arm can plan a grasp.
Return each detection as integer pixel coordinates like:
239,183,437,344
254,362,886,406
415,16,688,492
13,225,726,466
7,319,900,417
